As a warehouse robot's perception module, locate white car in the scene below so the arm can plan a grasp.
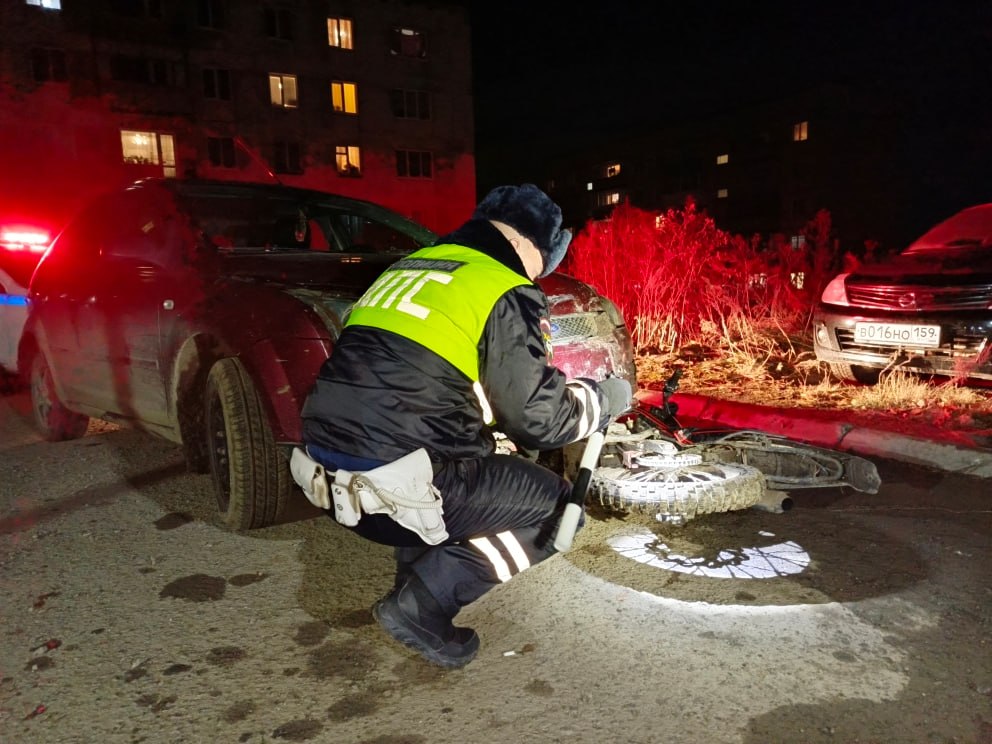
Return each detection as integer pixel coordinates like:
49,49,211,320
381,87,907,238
0,225,51,380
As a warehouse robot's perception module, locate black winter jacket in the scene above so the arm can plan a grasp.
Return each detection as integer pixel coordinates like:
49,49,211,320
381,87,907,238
300,219,611,465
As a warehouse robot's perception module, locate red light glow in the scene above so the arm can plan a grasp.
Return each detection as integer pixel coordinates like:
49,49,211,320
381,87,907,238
0,228,51,252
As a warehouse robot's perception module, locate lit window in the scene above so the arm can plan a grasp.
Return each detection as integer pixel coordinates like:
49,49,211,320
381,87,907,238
793,121,808,141
717,188,728,198
396,150,433,179
716,153,729,165
790,235,806,249
605,162,621,178
328,17,353,48
596,191,621,207
26,0,61,8
207,136,235,167
269,73,297,108
331,81,358,114
390,89,431,119
335,145,361,176
390,27,426,58
120,130,176,177
586,182,593,191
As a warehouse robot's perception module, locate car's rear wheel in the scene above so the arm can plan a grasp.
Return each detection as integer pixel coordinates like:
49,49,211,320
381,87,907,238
204,358,290,531
829,362,880,385
29,352,89,441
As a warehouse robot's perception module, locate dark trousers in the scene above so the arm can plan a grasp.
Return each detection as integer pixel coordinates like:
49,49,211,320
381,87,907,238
339,453,575,617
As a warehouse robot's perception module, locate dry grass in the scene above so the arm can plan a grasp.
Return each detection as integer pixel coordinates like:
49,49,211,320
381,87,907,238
565,200,992,443
635,328,992,440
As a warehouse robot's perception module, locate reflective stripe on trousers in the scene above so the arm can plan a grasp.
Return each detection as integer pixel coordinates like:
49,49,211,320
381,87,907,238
411,453,574,617
469,531,531,582
337,453,575,617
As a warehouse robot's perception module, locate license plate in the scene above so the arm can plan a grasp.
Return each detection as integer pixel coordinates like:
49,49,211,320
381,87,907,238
854,322,941,347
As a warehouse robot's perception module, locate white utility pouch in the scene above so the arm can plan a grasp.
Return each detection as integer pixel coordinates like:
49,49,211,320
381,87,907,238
290,446,332,510
290,447,448,545
290,446,361,525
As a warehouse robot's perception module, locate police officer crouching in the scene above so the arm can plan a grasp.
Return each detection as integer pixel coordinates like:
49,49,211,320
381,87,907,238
297,184,631,668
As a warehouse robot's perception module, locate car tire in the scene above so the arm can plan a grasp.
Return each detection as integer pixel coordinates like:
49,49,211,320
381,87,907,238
829,362,880,385
29,352,89,441
179,399,210,475
204,357,290,531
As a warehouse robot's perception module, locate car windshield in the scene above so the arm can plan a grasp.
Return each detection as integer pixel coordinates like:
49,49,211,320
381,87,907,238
903,204,992,255
181,190,432,256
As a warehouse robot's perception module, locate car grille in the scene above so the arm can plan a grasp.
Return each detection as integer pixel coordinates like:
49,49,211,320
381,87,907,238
550,312,611,343
836,327,989,356
846,283,992,310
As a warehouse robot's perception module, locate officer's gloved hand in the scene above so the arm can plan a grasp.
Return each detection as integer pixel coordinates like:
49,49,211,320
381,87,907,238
599,377,633,419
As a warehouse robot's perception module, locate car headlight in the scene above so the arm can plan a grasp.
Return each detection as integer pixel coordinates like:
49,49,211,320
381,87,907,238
820,273,850,306
600,296,626,328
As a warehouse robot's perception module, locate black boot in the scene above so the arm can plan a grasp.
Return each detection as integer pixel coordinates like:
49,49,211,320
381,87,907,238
372,573,479,669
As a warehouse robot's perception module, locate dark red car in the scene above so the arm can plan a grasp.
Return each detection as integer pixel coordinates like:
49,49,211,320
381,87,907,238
22,179,636,529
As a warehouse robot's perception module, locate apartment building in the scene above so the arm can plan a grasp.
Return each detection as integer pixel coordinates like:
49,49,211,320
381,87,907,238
543,83,913,251
0,0,474,234
543,65,988,254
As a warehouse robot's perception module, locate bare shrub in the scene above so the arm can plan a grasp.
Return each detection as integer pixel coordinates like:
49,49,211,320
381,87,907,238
567,200,842,353
568,200,992,419
568,201,750,352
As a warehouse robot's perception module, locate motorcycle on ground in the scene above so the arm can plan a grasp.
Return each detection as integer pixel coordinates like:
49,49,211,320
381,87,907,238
566,369,882,525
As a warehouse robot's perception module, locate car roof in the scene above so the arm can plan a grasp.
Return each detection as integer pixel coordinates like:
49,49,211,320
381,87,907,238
126,178,438,241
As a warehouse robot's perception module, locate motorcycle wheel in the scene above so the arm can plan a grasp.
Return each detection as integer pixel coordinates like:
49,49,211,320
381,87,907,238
592,461,766,523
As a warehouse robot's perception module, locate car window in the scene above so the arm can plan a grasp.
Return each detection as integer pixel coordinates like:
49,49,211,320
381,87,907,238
41,194,117,274
102,192,179,267
182,193,335,252
322,209,423,255
179,190,429,256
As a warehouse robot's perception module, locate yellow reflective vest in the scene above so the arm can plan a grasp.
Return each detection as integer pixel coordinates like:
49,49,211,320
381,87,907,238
346,244,531,382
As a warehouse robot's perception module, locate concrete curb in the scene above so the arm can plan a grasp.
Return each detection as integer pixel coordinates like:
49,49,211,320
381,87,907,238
637,391,992,479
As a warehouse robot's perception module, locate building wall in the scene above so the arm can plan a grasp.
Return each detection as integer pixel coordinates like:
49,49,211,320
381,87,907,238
0,0,475,235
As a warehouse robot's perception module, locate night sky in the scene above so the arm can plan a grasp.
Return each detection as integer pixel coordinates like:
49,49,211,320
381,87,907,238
467,2,992,195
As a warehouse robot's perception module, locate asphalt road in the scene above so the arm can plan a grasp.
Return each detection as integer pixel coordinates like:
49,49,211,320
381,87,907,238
1,391,990,744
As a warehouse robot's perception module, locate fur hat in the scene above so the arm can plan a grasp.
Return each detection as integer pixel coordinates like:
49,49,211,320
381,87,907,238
473,184,572,277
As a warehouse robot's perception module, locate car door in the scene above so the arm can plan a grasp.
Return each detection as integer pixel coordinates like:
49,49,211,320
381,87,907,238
74,190,176,426
153,191,218,425
27,200,110,407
